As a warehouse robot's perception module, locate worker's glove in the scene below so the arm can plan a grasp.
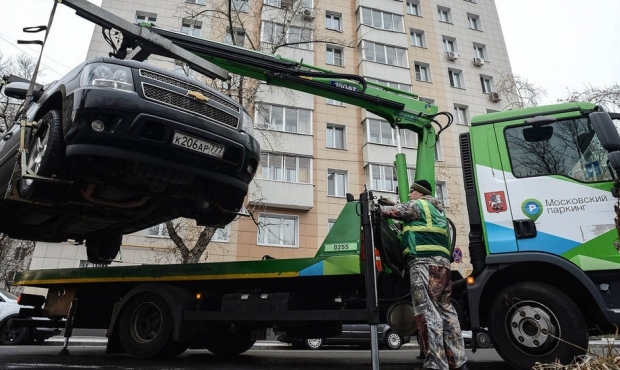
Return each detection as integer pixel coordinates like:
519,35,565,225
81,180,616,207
377,197,396,206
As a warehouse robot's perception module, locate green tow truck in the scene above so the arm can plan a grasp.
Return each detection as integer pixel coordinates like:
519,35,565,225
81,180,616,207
9,1,620,369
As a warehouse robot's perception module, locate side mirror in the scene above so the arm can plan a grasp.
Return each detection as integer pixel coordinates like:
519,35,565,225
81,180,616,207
608,152,620,175
3,82,30,100
523,125,553,142
590,112,620,152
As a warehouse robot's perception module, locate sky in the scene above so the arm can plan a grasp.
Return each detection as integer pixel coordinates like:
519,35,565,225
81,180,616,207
0,0,618,105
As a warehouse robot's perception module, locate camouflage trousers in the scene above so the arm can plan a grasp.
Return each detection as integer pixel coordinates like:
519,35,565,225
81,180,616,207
408,256,467,370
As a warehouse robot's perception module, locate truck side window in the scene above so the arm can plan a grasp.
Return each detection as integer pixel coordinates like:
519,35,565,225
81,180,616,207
505,117,613,182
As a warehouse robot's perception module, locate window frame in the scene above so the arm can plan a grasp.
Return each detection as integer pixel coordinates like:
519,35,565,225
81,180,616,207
406,0,421,16
135,11,157,24
480,75,493,94
212,225,231,242
326,98,345,106
362,41,408,68
326,45,344,66
467,13,481,30
360,7,404,32
366,77,412,93
448,69,464,88
146,223,169,238
261,21,313,50
259,153,313,183
225,27,246,46
326,12,342,31
367,118,416,148
473,43,487,60
185,0,206,5
410,28,426,48
442,36,456,53
454,105,469,126
414,62,430,82
368,164,400,192
255,103,312,134
435,181,449,206
438,7,452,23
327,169,348,197
326,123,346,149
232,0,250,12
257,213,299,247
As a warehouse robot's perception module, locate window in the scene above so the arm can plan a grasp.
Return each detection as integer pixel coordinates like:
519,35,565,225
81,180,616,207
326,98,345,106
505,117,613,182
436,181,448,206
454,105,468,125
360,7,404,32
414,63,430,82
367,119,415,147
368,164,398,192
326,12,342,31
326,124,346,149
146,223,169,238
448,69,463,88
467,13,481,30
362,41,408,67
256,103,311,134
212,225,231,242
261,21,312,50
366,77,411,92
480,76,493,93
326,46,344,66
442,37,456,52
438,7,451,23
264,0,280,6
410,29,426,48
407,1,421,16
225,27,246,46
328,219,337,231
435,138,443,161
419,97,435,105
327,170,348,197
135,11,157,24
186,0,206,4
181,18,202,37
258,214,298,247
474,43,487,60
232,0,250,12
260,153,312,183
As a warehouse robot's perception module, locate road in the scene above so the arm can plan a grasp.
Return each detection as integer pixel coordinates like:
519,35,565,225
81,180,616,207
0,345,510,370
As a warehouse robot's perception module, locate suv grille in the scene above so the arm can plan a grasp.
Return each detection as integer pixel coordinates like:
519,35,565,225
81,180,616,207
143,84,239,128
140,69,239,112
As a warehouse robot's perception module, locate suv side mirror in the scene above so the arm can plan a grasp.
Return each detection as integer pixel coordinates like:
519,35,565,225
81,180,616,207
590,112,620,152
3,82,30,100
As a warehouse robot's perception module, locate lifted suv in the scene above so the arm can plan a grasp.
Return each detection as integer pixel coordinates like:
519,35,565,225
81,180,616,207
0,58,260,263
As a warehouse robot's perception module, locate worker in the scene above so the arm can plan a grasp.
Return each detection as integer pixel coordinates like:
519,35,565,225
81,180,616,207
378,180,467,370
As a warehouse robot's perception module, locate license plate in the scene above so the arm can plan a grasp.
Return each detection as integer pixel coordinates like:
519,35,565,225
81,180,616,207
172,132,225,159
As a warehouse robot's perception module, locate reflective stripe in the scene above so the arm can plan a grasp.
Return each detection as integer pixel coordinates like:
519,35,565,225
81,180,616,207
402,201,448,236
416,244,451,255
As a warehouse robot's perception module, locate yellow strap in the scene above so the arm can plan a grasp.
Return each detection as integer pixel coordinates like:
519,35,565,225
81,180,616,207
416,244,452,255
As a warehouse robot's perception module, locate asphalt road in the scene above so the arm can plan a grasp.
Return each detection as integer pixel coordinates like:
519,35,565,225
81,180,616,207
0,345,511,370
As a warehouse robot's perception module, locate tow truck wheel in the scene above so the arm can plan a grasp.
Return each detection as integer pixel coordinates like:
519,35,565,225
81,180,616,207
488,281,587,370
384,331,403,350
86,232,122,265
19,109,66,200
205,330,255,355
118,293,175,358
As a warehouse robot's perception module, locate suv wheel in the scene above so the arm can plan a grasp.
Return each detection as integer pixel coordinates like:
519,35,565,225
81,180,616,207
385,331,402,350
304,338,323,350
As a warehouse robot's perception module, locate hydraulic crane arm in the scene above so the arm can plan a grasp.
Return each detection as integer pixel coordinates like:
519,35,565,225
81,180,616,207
52,0,453,201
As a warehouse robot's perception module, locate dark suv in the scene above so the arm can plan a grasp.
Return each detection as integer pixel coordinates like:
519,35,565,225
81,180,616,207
0,58,260,263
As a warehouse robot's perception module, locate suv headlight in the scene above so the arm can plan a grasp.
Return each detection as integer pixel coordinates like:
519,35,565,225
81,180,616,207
81,63,134,92
241,111,254,136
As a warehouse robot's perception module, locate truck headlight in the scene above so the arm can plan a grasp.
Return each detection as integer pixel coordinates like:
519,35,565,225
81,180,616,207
241,111,254,136
81,63,134,92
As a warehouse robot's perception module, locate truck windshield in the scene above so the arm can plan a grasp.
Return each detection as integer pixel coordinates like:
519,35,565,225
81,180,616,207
505,117,613,182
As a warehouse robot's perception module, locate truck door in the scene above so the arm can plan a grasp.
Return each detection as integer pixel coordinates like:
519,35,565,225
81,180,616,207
496,116,620,267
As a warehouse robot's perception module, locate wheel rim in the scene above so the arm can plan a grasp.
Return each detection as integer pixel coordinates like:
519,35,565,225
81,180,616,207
25,125,50,186
130,302,163,344
386,333,401,349
306,338,322,349
1,326,26,343
505,300,559,355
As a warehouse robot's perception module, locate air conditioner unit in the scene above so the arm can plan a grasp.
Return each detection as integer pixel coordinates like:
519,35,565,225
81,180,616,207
489,92,501,103
473,57,485,67
446,51,458,61
302,9,316,20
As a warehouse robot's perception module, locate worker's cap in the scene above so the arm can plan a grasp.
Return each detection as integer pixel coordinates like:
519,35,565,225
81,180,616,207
410,180,432,195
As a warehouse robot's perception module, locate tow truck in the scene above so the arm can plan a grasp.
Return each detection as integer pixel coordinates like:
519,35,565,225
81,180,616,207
7,1,620,370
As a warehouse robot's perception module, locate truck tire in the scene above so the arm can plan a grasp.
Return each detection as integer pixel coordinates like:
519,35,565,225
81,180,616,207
205,331,255,355
86,232,122,265
118,293,176,358
19,109,66,200
488,281,587,370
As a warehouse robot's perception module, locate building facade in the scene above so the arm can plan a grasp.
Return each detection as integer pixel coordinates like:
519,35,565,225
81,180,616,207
29,0,514,278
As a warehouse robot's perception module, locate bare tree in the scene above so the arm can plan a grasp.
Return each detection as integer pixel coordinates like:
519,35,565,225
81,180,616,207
493,69,547,110
0,53,39,132
560,83,620,112
0,234,35,292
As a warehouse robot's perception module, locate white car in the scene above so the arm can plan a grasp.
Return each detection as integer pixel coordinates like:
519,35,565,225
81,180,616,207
0,289,60,344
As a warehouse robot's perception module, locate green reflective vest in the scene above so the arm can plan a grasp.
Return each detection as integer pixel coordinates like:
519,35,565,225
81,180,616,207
401,199,451,259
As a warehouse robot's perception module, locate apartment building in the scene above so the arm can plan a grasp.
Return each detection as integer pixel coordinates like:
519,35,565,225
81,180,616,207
28,0,513,278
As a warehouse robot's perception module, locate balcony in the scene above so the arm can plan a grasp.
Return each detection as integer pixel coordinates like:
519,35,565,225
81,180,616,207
248,179,314,210
254,129,313,156
362,142,417,165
